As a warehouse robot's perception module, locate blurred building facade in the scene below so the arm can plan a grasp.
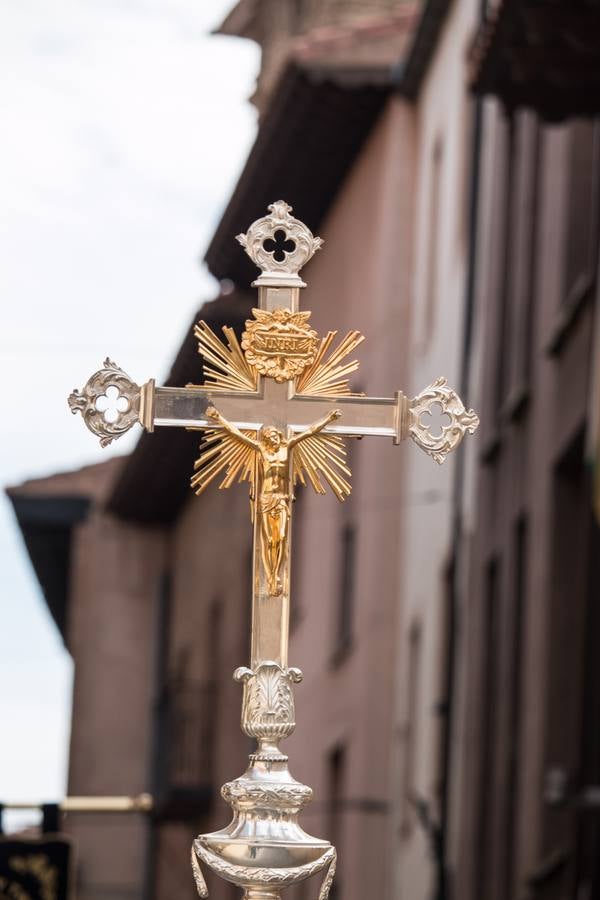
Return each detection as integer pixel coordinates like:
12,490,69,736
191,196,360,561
456,4,600,900
217,0,417,112
8,2,600,900
9,2,422,896
8,295,255,900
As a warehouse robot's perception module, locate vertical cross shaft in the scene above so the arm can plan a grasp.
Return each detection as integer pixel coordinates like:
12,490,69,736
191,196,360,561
249,294,301,669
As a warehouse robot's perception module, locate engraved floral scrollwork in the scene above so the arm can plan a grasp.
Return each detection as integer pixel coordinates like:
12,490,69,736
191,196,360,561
234,663,303,745
68,358,141,447
409,377,480,464
236,201,323,284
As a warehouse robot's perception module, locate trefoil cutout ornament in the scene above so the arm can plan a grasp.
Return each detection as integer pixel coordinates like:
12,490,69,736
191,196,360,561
67,200,479,900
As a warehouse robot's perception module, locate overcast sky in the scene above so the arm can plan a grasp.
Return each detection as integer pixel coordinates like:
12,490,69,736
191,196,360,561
0,0,258,830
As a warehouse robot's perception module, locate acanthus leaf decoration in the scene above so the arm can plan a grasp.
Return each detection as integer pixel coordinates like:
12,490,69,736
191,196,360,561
234,662,303,745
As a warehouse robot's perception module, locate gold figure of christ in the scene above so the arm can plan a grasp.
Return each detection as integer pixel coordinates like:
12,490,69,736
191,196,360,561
206,406,341,596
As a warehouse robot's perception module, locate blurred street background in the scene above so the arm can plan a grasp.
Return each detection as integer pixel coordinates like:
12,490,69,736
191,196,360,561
0,0,258,830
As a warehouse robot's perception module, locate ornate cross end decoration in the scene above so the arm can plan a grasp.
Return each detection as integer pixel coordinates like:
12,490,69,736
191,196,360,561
409,377,480,464
236,200,323,287
67,358,153,448
67,202,478,900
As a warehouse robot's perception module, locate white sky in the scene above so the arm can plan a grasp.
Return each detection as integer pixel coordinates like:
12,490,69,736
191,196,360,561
0,0,259,830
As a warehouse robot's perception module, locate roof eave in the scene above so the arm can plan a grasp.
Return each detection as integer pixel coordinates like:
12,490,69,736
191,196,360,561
213,0,261,41
106,291,254,525
204,61,392,285
7,492,91,645
393,0,453,101
469,0,600,122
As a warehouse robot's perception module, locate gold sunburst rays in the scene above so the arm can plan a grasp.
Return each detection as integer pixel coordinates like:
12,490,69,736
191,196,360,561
192,427,352,502
295,330,365,397
189,317,362,503
293,432,352,502
191,428,256,497
191,321,258,393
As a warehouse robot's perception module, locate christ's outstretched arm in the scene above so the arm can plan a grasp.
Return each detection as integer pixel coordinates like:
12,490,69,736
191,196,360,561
206,406,261,452
289,409,341,449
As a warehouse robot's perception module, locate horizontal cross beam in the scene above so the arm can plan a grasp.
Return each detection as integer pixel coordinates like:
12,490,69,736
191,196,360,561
151,382,406,442
68,359,478,464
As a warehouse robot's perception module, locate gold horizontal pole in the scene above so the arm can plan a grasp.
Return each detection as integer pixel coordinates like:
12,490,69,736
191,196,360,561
3,793,153,813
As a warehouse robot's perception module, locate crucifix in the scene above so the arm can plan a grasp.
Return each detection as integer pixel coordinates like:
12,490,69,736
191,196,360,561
68,201,479,900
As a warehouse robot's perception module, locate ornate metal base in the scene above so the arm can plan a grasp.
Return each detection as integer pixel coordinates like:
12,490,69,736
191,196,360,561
191,663,336,899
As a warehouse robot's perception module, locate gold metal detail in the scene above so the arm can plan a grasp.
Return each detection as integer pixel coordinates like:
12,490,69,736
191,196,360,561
294,330,364,396
195,406,341,596
409,377,480,464
9,853,57,900
242,309,319,383
193,321,258,392
66,202,479,900
236,200,323,287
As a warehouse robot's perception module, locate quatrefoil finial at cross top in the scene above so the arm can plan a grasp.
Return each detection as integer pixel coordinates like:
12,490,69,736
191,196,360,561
236,200,323,287
263,229,296,262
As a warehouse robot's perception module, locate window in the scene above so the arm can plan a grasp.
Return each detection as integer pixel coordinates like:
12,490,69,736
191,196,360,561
401,622,422,836
207,596,223,679
504,112,541,416
480,112,515,454
291,0,307,32
564,120,599,306
327,745,346,899
244,544,253,657
544,434,590,797
332,524,356,661
290,486,306,630
494,116,516,414
434,560,455,814
332,439,358,662
475,557,501,894
503,519,527,898
150,570,173,803
421,138,444,350
548,120,600,355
